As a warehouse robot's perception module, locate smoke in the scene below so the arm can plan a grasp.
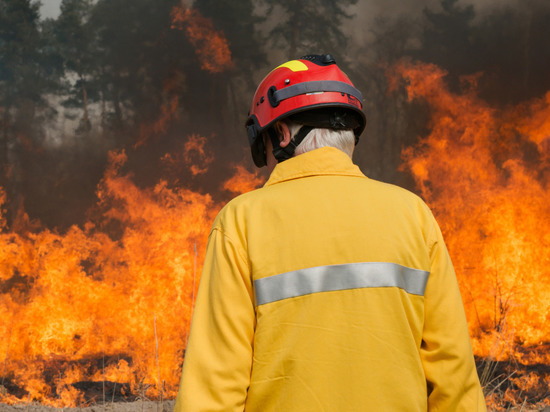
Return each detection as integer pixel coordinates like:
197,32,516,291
350,0,550,99
3,0,550,230
342,0,550,188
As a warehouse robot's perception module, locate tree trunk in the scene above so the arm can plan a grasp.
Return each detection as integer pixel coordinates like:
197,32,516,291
100,90,106,129
113,86,123,129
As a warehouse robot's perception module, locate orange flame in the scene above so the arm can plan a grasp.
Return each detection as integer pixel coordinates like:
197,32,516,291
183,134,214,176
391,60,550,405
170,6,232,74
223,164,265,195
135,72,185,148
160,134,215,179
135,95,179,148
0,151,216,406
0,142,264,407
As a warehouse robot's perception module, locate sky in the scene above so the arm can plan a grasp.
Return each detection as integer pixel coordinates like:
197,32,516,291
39,0,62,19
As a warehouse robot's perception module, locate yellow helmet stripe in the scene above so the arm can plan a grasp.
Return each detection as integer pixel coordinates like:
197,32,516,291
273,60,308,73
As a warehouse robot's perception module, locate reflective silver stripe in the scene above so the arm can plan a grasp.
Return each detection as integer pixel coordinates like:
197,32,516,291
273,81,363,103
254,262,429,306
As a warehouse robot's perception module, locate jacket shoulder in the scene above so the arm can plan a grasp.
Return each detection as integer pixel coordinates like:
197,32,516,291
210,187,268,231
368,178,430,207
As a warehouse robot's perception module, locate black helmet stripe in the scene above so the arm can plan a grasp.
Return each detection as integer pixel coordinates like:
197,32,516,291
272,81,363,107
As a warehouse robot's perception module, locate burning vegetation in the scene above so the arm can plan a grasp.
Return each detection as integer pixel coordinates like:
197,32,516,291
0,149,210,406
392,60,550,409
1,0,550,410
0,148,262,407
170,5,233,74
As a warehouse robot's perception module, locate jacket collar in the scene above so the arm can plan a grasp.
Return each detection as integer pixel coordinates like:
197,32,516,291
264,147,366,187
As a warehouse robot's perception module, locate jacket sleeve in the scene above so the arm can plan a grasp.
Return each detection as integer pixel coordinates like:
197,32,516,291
420,217,487,411
174,226,255,412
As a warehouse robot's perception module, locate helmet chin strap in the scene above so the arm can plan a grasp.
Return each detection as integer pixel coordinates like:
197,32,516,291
269,125,314,163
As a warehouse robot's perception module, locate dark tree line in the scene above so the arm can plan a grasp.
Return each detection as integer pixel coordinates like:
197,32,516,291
352,0,550,186
0,0,549,229
0,0,248,227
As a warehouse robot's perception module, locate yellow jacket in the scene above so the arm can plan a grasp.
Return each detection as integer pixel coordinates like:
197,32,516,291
175,147,486,411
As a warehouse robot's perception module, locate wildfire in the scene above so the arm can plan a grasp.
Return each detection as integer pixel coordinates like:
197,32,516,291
135,71,187,149
223,164,265,195
1,3,240,404
170,5,233,74
2,48,548,408
0,144,263,407
136,94,180,149
182,134,214,176
134,1,235,148
391,60,550,409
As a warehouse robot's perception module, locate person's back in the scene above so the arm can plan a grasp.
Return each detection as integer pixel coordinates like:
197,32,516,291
175,55,486,411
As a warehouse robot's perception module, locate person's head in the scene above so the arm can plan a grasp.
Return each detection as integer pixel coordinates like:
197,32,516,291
246,54,366,170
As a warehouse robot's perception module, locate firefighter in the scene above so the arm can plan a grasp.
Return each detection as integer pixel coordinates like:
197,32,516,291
174,54,486,411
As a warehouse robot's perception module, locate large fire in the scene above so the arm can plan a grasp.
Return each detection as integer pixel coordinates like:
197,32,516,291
170,5,233,74
1,35,548,406
392,60,550,409
0,147,262,407
0,4,246,407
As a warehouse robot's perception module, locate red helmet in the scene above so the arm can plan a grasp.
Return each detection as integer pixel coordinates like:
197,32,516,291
246,54,366,167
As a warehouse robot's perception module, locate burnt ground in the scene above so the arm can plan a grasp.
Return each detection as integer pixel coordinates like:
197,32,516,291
1,399,549,412
0,397,549,411
476,354,550,411
1,356,550,411
0,400,175,411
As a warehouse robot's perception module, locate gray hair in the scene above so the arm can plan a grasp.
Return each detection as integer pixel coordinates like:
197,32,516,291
285,120,355,158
